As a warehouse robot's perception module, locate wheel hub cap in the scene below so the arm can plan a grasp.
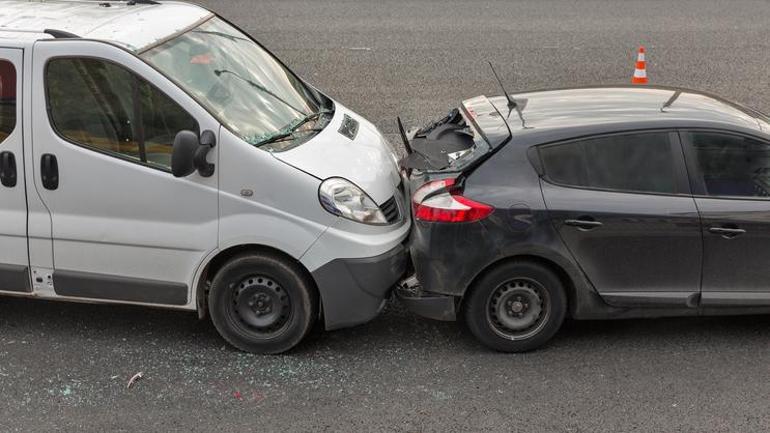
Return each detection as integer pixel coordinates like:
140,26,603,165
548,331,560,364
233,276,290,332
488,278,547,339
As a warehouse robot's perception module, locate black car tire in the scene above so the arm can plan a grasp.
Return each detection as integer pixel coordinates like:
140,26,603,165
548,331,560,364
464,261,567,352
209,253,318,354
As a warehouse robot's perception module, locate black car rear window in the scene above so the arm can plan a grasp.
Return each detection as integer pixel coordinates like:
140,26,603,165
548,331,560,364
539,132,678,194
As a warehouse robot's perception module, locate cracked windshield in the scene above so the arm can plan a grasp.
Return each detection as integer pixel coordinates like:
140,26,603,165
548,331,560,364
141,17,331,151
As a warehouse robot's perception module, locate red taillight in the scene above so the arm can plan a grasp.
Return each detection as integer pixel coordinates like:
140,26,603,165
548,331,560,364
412,178,493,223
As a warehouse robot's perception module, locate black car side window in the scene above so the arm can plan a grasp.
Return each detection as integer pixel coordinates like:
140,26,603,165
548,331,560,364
684,132,770,198
539,132,677,194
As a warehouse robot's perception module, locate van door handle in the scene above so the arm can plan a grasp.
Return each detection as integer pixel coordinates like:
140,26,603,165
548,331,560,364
708,226,746,238
564,217,603,230
40,154,59,190
0,151,16,187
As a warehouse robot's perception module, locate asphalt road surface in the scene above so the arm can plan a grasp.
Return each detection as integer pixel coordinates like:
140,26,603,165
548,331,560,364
2,1,770,432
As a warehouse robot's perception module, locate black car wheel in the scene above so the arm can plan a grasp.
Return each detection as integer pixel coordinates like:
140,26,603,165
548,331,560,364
464,261,566,352
209,253,318,354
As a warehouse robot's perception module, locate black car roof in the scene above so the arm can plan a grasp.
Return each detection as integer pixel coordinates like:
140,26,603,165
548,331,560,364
485,85,769,144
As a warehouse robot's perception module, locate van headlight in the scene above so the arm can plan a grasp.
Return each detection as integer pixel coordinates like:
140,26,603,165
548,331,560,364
318,177,387,225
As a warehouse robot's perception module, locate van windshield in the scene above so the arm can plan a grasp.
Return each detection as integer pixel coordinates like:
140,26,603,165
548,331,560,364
140,17,329,148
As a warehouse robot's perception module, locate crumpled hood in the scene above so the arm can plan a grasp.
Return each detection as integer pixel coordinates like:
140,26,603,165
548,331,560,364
271,104,402,204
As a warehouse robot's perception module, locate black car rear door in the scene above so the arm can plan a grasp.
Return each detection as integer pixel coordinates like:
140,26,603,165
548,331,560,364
538,131,703,308
681,130,770,307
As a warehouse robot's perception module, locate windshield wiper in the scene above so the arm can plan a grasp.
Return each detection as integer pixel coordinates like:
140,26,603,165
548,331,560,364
214,69,309,116
253,110,334,147
293,109,333,129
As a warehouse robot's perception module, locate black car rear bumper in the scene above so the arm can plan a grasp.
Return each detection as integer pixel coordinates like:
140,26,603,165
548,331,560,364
395,277,457,321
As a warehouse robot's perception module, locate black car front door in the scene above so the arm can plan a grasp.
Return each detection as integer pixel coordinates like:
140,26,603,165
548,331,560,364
682,130,770,307
539,131,703,308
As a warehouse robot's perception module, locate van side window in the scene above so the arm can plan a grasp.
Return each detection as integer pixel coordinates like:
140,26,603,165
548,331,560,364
539,132,678,194
45,58,198,170
0,59,16,143
684,132,770,198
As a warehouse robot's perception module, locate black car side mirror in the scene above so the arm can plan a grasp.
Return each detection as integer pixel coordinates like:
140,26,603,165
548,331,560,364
172,130,216,178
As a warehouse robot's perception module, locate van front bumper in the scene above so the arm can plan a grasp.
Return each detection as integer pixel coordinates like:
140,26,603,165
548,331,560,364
311,243,407,330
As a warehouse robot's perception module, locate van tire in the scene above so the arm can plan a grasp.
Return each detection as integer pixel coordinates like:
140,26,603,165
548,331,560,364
464,261,566,353
208,253,317,354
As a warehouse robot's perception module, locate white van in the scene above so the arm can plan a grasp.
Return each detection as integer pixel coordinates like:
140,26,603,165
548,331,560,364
0,0,409,354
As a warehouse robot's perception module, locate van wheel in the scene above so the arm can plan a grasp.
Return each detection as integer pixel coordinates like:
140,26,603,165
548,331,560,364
208,253,317,354
464,261,566,352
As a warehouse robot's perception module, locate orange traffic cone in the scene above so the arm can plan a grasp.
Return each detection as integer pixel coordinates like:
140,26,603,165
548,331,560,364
631,46,648,84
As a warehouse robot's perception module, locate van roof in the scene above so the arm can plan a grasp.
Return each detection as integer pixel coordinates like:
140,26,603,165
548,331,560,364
0,0,212,52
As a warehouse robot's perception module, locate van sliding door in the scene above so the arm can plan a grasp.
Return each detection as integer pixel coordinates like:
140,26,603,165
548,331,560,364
0,48,30,293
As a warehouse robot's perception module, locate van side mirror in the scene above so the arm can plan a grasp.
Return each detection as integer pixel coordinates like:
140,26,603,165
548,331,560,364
172,130,216,178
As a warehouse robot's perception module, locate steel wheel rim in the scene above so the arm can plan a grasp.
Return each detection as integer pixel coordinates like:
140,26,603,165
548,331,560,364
486,277,550,341
228,275,292,337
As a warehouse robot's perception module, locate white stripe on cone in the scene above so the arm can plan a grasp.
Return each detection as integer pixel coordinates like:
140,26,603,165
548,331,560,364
634,69,647,78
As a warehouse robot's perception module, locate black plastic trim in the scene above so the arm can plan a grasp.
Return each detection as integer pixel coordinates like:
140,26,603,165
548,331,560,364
53,270,187,305
0,151,17,187
395,286,457,321
312,244,407,330
40,153,58,190
44,29,80,39
337,114,359,140
601,291,700,309
700,292,770,307
0,264,31,293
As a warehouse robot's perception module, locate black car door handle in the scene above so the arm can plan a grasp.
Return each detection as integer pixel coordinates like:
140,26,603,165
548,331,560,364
0,151,16,187
41,153,59,190
564,218,603,230
708,227,746,238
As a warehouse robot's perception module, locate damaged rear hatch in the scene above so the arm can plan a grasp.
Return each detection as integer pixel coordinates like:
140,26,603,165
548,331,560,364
400,95,512,173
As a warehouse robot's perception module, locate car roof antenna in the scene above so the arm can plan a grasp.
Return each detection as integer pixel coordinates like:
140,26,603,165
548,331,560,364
396,116,413,155
488,61,517,109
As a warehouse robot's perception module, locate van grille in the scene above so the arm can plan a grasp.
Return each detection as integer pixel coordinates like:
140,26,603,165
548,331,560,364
380,195,401,224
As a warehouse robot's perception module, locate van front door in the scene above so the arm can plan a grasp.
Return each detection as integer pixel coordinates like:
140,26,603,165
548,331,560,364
0,48,30,293
31,41,220,307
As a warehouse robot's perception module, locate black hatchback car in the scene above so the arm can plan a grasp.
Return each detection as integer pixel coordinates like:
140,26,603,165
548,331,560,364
397,85,770,352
